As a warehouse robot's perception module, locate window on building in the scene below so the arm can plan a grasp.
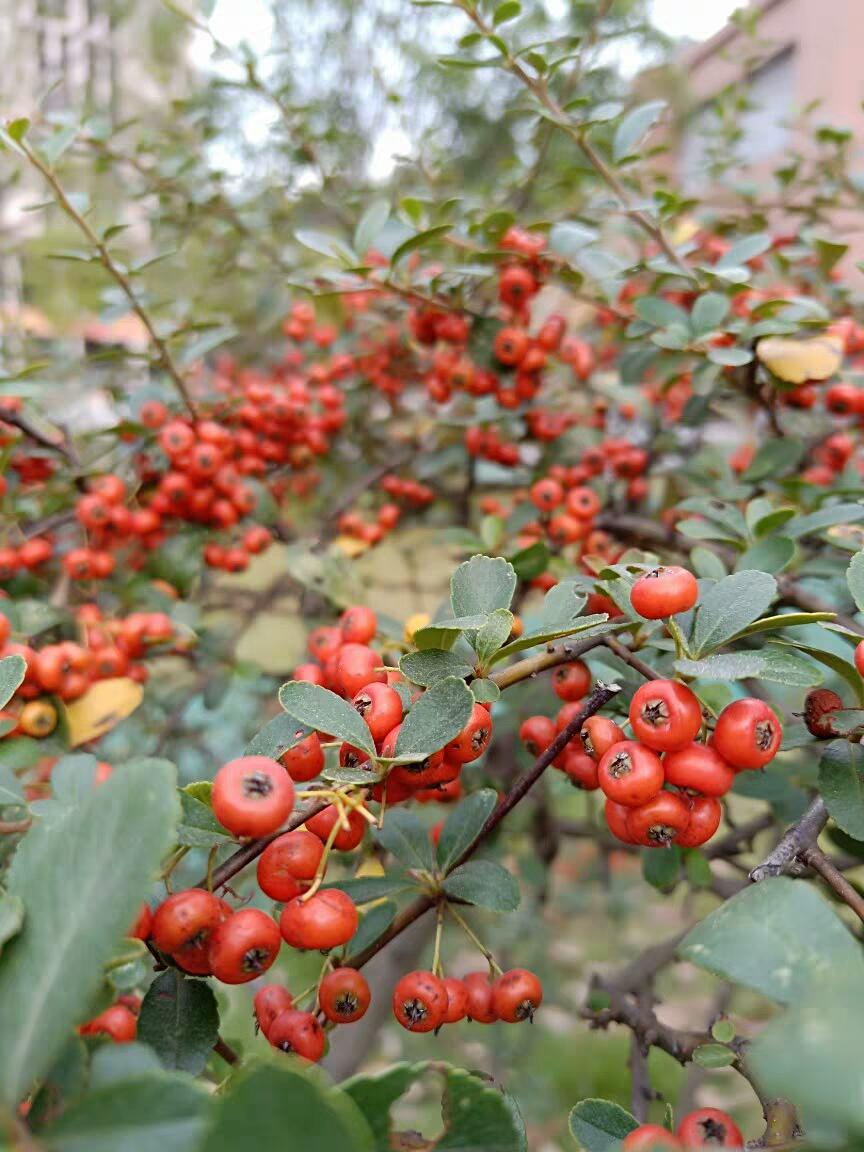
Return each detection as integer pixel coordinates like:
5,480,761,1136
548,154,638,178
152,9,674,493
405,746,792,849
681,46,797,191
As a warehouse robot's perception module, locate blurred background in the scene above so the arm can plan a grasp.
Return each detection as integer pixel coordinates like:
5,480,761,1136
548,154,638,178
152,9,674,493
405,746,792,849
1,2,858,1147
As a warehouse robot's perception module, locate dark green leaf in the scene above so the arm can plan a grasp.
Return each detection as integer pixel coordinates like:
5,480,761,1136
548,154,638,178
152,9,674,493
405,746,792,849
245,713,312,760
137,970,219,1076
443,860,519,910
642,847,681,891
390,225,453,266
177,793,232,849
691,571,777,656
395,676,474,758
568,1099,638,1152
741,439,805,483
437,789,497,874
474,609,514,666
847,550,864,614
279,681,375,757
819,740,864,840
374,809,436,874
783,503,864,540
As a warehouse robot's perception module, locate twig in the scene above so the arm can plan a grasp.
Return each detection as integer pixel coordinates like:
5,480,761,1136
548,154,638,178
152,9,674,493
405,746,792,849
213,1035,239,1065
749,796,828,882
16,139,198,419
604,635,662,681
800,844,864,924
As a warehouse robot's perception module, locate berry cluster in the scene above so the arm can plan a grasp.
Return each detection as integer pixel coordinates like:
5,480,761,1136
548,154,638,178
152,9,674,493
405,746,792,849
623,1109,743,1150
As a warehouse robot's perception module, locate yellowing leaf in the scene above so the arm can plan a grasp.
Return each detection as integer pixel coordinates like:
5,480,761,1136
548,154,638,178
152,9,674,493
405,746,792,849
757,335,843,384
333,534,370,558
671,216,700,246
404,612,431,643
65,678,144,747
354,856,385,879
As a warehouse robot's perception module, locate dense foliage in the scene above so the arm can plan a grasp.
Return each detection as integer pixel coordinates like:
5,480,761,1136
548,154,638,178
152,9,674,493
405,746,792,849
3,1,864,1149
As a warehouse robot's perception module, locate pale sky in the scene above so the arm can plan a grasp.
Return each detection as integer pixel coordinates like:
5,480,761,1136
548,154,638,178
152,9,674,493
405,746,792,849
192,0,745,180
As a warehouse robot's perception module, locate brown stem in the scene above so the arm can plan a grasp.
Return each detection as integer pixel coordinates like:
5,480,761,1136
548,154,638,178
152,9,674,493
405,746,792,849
604,635,662,681
750,796,828,882
489,634,607,690
800,844,864,924
213,1035,239,1065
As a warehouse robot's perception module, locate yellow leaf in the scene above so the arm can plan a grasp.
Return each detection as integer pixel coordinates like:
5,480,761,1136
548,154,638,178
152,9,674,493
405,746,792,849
355,856,385,879
404,612,431,643
65,678,144,747
756,334,843,384
671,216,700,246
333,534,370,558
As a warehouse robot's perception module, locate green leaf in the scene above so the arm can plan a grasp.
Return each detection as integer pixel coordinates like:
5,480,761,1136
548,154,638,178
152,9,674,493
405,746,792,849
489,614,612,664
0,759,179,1105
782,502,864,540
202,1062,375,1152
568,1098,638,1151
177,793,233,849
691,570,777,656
633,295,688,330
690,547,727,581
679,877,864,1004
400,654,474,686
0,762,25,805
279,680,375,758
684,849,713,889
774,638,864,705
734,611,835,639
548,221,599,261
41,1073,212,1152
819,740,864,840
450,555,517,618
246,713,312,759
711,1017,736,1044
735,536,794,573
493,0,521,22
328,876,411,905
741,439,805,483
691,293,730,336
509,540,550,580
748,978,864,1136
0,654,25,710
692,1043,736,1069
390,224,453,266
295,229,349,260
437,789,497,873
395,676,474,758
137,970,219,1076
474,609,514,666
0,889,24,955
353,199,389,256
718,232,772,267
642,847,681,891
344,1062,527,1152
442,860,520,911
471,678,500,703
675,648,821,687
613,100,665,161
708,345,753,367
847,550,864,614
374,809,436,874
344,900,398,958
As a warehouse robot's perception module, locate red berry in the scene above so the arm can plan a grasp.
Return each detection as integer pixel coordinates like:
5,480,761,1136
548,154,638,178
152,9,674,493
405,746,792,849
519,715,556,756
560,748,599,790
254,985,293,1038
441,977,469,1023
340,605,377,645
662,742,734,797
352,682,403,743
208,908,281,984
257,829,324,901
629,680,702,753
280,731,324,782
491,968,542,1022
598,741,664,808
279,889,358,951
630,567,698,619
392,970,447,1032
463,970,498,1024
319,967,371,1023
622,1126,682,1151
211,756,295,837
152,890,223,955
552,660,591,702
676,1108,743,1149
447,702,493,764
626,791,691,848
268,1009,326,1061
675,796,722,848
305,805,366,852
712,699,782,770
580,716,625,761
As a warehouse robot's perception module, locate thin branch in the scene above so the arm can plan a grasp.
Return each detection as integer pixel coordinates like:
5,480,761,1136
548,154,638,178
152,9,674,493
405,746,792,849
17,139,198,419
800,844,864,924
604,635,662,681
344,682,621,970
750,796,828,882
213,1035,240,1065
